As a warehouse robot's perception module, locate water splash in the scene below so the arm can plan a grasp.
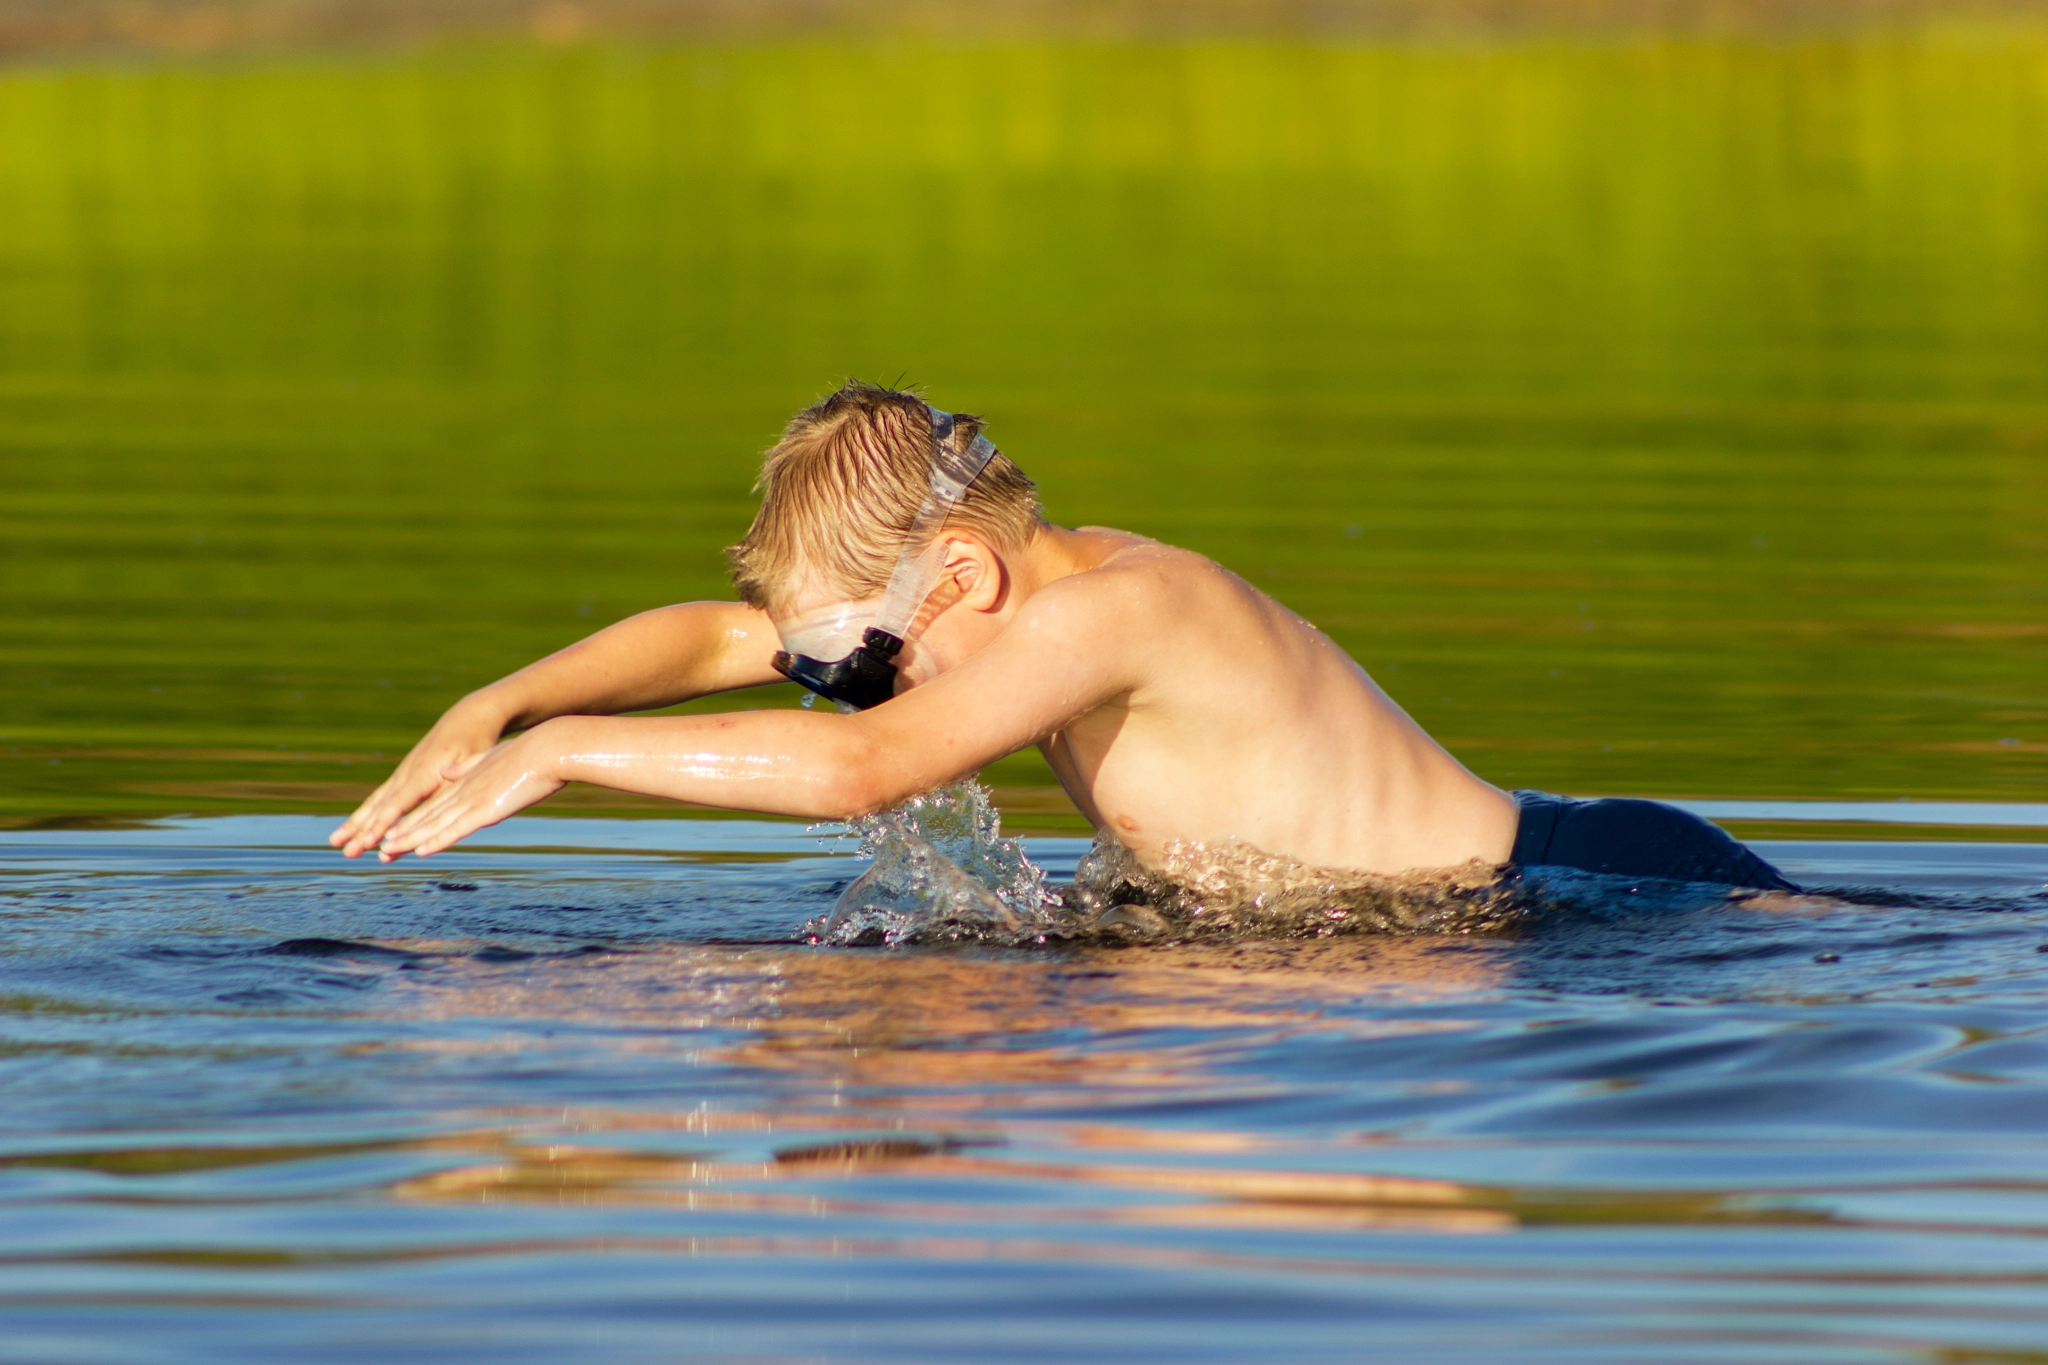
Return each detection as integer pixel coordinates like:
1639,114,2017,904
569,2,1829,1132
1068,838,1528,941
806,781,1056,947
805,783,1531,948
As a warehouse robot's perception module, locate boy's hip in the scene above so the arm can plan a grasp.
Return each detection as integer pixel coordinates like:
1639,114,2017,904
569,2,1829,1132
1509,789,1797,892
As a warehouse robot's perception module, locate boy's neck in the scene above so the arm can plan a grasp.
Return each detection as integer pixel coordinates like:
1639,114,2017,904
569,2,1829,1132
1009,523,1100,603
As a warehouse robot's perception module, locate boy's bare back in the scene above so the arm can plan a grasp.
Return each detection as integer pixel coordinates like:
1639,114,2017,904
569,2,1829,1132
1015,530,1518,875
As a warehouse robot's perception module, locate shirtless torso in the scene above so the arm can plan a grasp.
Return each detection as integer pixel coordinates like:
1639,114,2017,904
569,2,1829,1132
1019,531,1516,874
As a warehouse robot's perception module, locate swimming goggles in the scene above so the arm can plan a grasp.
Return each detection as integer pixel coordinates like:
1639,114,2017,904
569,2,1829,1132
769,405,999,710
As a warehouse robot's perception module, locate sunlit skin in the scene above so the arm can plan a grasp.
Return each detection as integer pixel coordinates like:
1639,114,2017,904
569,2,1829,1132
331,524,1520,877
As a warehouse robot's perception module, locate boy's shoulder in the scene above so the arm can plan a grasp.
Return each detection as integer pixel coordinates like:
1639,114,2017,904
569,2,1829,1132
1018,529,1246,633
1073,527,1242,586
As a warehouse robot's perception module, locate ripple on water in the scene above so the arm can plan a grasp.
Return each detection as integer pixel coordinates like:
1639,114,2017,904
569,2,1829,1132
2,809,2048,1361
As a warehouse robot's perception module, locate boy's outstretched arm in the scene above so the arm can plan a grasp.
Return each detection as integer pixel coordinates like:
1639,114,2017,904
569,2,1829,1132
332,601,781,857
370,576,1146,861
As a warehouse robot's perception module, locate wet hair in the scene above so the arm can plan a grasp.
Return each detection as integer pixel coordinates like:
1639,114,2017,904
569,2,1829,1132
727,380,1045,616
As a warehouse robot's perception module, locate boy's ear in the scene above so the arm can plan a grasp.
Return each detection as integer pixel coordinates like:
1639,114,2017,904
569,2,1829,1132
944,535,1008,613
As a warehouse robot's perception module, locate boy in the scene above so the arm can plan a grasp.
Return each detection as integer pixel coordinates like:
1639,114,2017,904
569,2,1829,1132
333,382,1793,894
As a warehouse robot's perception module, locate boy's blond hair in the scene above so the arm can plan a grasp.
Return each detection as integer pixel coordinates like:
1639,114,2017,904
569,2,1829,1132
728,381,1045,616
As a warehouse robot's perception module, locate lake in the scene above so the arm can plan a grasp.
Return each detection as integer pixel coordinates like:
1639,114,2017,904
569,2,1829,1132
2,29,2047,1362
5,813,2048,1361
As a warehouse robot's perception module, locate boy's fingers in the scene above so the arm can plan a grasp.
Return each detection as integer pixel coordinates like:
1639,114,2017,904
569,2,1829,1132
333,797,394,849
381,767,546,863
338,762,456,857
397,811,464,859
330,777,403,847
381,781,465,854
333,807,384,855
378,801,439,855
409,793,514,859
342,796,411,857
382,803,461,861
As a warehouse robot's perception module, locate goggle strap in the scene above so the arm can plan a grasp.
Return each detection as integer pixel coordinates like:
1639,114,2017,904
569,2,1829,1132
869,414,998,639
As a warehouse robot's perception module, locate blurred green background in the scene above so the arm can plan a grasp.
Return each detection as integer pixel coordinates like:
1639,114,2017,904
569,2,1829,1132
2,29,2044,824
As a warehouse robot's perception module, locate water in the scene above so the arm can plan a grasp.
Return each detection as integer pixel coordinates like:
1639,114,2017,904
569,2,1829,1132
2,34,2046,820
4,28,2048,1359
4,807,2048,1360
814,783,1054,946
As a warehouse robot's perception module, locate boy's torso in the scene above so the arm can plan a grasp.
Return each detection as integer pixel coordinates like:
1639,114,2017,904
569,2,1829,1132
1029,531,1518,878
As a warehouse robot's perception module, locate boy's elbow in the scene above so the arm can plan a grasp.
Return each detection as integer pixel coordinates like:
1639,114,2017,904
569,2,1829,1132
813,735,903,820
815,771,881,821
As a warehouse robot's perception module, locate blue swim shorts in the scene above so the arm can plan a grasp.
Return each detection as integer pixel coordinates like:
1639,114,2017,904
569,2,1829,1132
1510,790,1798,892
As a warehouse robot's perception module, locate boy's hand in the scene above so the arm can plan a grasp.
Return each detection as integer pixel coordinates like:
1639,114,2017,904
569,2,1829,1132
370,725,567,862
329,704,508,858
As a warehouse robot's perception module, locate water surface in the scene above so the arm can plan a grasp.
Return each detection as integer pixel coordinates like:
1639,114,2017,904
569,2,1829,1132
4,31,2048,1361
3,815,2048,1360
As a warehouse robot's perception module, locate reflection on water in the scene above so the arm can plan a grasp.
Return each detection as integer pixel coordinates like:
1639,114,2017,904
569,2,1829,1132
3,816,2048,1359
4,36,2048,817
